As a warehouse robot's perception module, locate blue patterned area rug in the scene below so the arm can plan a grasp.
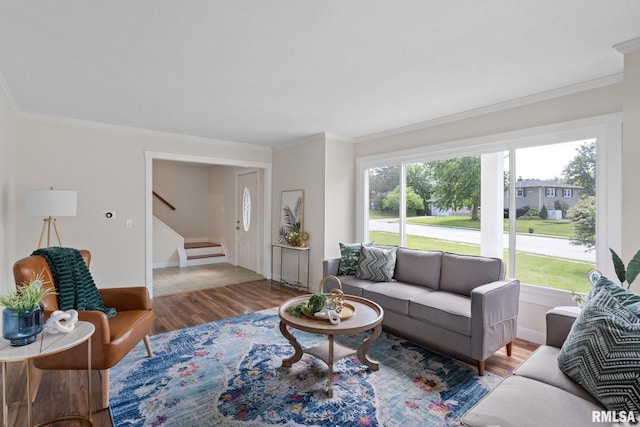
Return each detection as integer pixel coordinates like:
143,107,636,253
109,308,501,427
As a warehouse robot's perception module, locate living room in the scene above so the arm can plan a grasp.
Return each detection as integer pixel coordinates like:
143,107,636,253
1,2,640,426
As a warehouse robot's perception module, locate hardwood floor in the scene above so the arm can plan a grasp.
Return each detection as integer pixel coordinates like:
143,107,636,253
1,279,537,426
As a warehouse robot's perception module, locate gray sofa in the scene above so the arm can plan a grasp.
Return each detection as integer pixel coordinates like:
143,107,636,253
323,247,520,375
461,306,605,427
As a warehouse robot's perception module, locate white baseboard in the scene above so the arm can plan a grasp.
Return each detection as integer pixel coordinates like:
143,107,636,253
516,326,545,345
153,261,179,269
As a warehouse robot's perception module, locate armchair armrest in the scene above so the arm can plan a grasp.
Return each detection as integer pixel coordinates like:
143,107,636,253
99,287,151,311
323,258,341,277
545,306,581,348
470,279,521,360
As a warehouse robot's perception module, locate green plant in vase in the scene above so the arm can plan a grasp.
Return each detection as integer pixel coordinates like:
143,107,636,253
1,271,54,346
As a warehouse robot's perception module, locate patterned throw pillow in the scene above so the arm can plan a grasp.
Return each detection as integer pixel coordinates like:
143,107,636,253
557,285,640,415
337,242,372,275
588,276,640,315
355,245,397,282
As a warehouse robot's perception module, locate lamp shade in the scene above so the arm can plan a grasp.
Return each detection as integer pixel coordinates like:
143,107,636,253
27,190,77,217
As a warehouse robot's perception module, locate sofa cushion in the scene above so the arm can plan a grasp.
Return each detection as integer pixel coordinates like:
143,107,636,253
461,375,603,427
439,252,504,296
333,275,376,297
557,284,640,415
356,245,397,282
514,345,599,405
409,291,471,335
393,248,442,290
337,242,373,275
362,282,431,315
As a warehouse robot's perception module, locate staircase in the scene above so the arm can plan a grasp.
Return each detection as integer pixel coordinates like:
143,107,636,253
184,242,226,267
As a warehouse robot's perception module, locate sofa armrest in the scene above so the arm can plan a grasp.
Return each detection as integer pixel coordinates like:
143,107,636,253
546,306,581,348
323,258,340,277
470,279,520,360
99,287,151,311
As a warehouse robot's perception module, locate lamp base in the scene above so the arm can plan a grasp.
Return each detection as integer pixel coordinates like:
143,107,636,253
37,217,63,249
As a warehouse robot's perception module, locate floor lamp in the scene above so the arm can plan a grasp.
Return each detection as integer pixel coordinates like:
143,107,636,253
27,189,77,249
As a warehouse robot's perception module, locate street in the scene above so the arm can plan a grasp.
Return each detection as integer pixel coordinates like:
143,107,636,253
369,219,595,263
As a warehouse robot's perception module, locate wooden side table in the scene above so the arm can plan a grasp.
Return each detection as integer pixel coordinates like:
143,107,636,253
0,321,95,427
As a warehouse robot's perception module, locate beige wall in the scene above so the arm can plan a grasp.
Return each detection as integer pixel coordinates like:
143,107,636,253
272,135,355,288
356,83,623,158
0,85,16,294
152,161,266,270
153,160,210,239
621,51,640,294
13,118,270,288
324,139,356,259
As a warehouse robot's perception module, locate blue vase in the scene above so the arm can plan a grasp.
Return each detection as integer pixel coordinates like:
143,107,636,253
2,304,44,346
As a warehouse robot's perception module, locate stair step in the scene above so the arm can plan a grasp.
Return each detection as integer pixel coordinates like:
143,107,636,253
187,253,225,260
185,242,220,249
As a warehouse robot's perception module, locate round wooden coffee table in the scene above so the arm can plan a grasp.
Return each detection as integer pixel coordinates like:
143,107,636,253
278,294,384,397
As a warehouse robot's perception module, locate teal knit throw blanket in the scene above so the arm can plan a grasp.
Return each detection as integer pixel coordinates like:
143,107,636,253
32,247,116,318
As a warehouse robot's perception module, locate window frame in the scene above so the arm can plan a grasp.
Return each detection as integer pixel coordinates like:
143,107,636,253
516,188,524,197
563,188,572,198
546,188,556,197
356,114,622,308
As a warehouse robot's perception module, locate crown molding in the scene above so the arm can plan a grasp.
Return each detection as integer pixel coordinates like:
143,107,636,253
15,112,272,152
273,132,354,151
614,37,640,54
355,73,623,143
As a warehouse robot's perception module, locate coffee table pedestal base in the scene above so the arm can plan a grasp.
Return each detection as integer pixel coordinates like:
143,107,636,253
279,321,381,397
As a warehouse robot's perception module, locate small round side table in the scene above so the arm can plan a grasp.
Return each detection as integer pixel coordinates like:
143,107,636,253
0,321,95,427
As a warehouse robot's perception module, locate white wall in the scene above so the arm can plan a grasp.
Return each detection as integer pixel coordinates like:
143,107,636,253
0,81,16,294
153,160,209,240
14,118,271,288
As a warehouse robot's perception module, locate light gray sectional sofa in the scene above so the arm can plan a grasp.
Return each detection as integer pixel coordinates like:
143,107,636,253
461,306,604,427
323,247,520,375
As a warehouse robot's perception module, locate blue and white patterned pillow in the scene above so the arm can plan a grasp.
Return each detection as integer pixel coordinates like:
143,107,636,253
355,245,397,282
558,284,640,416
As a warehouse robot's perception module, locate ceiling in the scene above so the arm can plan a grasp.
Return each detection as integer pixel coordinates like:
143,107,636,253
1,1,639,149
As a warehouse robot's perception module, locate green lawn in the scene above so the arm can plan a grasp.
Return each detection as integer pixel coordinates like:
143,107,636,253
369,231,593,293
403,215,575,239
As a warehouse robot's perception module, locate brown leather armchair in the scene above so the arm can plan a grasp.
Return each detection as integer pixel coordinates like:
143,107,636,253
13,249,154,408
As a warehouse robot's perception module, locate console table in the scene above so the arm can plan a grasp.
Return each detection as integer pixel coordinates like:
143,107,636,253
0,321,95,427
271,243,310,292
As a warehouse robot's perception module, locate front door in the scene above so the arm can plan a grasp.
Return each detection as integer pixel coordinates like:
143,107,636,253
236,171,258,271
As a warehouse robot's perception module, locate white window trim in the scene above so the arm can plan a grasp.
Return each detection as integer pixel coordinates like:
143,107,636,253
563,188,572,198
516,188,524,197
546,188,556,197
356,113,622,308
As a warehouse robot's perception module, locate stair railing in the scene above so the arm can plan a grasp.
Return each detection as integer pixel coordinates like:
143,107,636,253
153,191,176,211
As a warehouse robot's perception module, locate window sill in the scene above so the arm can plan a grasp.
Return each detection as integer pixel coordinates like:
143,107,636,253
519,283,580,308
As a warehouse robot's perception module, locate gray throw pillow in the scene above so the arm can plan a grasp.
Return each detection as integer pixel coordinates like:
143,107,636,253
337,242,373,275
557,284,640,416
355,245,397,282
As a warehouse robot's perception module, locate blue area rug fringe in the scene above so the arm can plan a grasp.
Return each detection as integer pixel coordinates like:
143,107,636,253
109,308,501,426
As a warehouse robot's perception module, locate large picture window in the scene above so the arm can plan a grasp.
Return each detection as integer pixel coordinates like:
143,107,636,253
358,117,621,306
